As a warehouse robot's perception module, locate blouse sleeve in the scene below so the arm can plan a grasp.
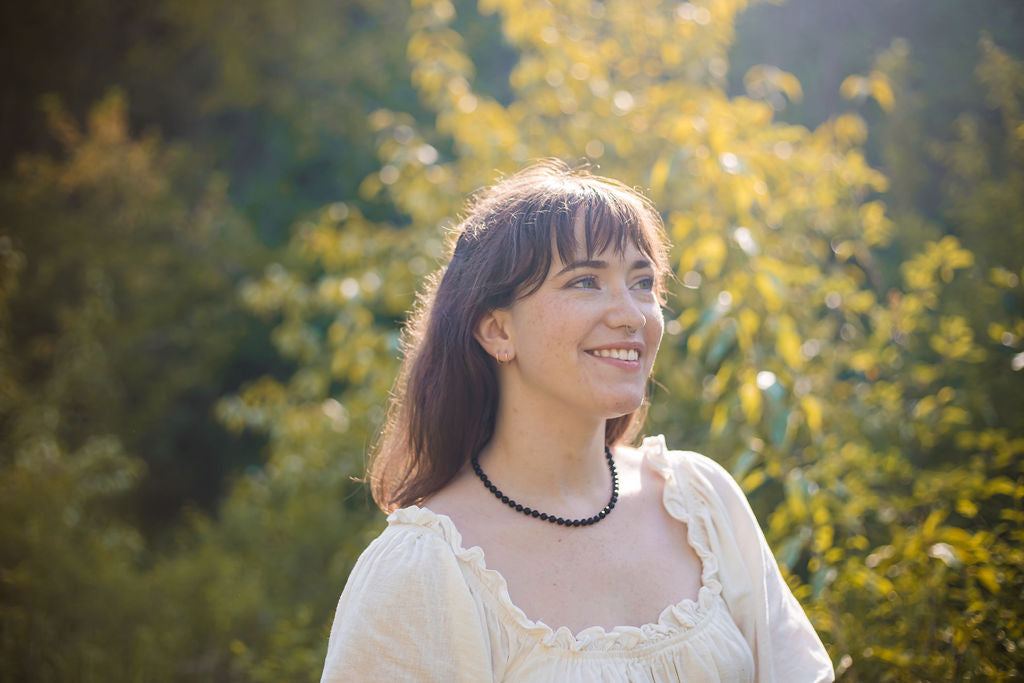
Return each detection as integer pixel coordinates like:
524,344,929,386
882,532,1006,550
677,450,834,683
320,522,493,683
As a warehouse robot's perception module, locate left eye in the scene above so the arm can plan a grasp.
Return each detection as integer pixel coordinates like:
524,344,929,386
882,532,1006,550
631,277,655,291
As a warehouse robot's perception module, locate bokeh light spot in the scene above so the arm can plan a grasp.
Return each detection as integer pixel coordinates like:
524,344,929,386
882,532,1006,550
379,165,399,185
756,371,777,390
612,90,635,114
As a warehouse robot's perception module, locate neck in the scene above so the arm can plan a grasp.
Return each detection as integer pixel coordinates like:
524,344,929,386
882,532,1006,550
475,393,614,519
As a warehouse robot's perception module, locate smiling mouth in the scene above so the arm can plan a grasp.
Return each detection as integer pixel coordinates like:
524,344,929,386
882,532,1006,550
586,348,640,361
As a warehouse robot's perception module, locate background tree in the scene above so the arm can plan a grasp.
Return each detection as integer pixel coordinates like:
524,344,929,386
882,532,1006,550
1,0,431,530
0,92,258,679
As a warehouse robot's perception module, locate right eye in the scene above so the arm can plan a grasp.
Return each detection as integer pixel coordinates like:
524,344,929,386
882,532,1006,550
568,275,599,289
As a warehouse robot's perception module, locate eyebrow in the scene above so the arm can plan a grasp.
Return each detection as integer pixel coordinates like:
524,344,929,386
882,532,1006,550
555,258,653,276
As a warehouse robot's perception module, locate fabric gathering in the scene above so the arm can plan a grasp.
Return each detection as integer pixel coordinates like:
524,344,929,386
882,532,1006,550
322,436,833,681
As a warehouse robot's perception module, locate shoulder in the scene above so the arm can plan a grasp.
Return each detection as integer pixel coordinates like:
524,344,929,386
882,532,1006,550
343,508,466,597
641,434,745,502
359,507,461,563
323,508,495,680
331,509,479,633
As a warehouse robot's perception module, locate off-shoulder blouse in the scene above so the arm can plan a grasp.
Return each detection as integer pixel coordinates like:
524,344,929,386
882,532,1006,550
321,436,834,682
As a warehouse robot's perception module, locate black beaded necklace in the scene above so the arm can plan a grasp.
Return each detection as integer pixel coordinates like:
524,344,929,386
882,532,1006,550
470,446,619,527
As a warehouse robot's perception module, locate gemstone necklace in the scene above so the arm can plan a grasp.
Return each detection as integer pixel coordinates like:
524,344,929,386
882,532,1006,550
470,446,619,527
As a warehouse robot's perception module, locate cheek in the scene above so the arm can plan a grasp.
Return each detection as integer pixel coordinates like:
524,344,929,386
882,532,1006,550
649,305,665,334
516,302,579,356
537,309,583,353
646,307,665,356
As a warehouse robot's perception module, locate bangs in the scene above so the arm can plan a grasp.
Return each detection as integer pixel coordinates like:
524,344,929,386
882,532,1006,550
511,185,668,299
451,160,670,311
552,192,662,274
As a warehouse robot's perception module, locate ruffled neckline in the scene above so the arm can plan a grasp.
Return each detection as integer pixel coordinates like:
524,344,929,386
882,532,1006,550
387,435,724,652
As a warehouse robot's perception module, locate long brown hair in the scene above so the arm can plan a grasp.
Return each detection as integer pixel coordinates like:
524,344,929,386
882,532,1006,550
369,160,670,511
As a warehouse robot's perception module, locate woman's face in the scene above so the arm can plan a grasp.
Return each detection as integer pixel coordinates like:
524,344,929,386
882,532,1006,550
498,225,665,422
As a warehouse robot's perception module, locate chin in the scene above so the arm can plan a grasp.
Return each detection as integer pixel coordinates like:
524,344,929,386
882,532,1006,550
602,392,646,418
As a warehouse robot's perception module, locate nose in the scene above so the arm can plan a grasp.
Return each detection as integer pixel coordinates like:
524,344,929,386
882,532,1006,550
605,284,646,334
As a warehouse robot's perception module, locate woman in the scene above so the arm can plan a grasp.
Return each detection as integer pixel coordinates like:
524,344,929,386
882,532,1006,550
321,161,833,682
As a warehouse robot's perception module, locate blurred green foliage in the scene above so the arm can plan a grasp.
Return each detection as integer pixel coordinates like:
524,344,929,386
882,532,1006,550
1,0,1022,680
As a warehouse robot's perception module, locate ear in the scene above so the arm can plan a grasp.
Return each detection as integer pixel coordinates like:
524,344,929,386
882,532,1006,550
474,309,512,360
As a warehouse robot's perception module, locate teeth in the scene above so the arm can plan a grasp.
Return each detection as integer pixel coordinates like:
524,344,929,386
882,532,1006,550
592,349,639,361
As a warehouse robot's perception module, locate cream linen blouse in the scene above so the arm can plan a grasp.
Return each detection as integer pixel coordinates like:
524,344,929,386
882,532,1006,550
321,436,834,682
